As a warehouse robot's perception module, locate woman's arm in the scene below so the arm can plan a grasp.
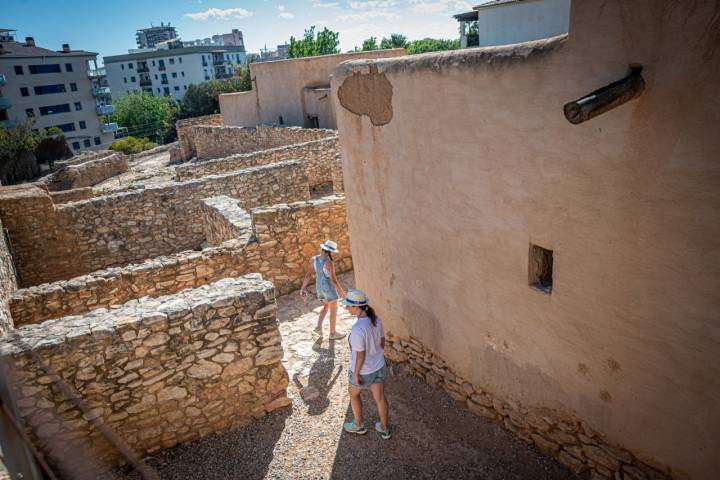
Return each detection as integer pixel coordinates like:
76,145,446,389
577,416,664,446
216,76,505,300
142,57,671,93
300,258,315,296
327,261,345,298
354,351,366,385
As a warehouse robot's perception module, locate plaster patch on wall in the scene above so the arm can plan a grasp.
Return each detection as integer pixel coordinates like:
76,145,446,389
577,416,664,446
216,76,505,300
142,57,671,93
337,65,393,126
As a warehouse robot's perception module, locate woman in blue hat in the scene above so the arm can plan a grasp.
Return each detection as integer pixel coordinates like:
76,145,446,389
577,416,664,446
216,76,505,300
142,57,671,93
341,289,391,440
300,240,346,340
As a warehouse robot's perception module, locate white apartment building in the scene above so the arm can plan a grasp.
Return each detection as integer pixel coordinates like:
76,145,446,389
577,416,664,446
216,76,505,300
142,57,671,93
104,45,247,101
0,30,117,152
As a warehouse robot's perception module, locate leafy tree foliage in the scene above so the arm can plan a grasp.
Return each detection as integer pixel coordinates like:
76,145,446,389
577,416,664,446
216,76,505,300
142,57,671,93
288,26,340,58
362,37,379,51
178,78,246,119
109,136,157,154
111,92,176,142
406,38,461,55
0,123,68,184
380,33,409,49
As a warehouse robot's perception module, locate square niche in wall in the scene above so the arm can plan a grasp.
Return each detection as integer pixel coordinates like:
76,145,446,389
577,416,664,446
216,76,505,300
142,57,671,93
529,244,553,294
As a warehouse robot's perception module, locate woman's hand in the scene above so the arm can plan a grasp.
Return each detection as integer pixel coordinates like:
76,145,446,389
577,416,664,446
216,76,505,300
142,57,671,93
300,289,308,303
354,372,362,386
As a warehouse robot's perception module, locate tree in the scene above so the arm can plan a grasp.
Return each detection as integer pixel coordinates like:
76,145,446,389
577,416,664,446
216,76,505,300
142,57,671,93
406,38,461,55
362,37,379,51
111,92,176,143
179,78,246,120
109,136,157,154
467,22,479,47
380,33,409,49
288,26,340,58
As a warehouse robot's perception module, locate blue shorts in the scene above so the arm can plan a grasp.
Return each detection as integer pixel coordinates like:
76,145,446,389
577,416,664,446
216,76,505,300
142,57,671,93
348,365,387,389
317,283,339,302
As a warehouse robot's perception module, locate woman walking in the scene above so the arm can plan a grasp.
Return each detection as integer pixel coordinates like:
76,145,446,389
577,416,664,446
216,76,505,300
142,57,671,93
341,290,391,439
300,240,346,340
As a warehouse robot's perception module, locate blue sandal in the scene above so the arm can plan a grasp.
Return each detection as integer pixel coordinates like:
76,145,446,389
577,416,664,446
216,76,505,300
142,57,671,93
375,421,391,440
343,421,367,434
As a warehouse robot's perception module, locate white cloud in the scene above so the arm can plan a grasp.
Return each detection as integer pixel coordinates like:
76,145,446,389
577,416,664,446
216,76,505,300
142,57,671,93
184,7,254,20
410,2,448,14
314,19,330,26
279,11,295,18
454,0,472,10
347,0,396,9
312,0,340,7
337,10,400,22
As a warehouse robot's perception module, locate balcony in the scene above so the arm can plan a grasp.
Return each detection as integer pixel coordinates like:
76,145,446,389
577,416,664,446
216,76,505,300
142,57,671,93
212,58,226,66
160,79,169,85
101,122,119,133
158,64,166,71
96,104,115,115
0,97,10,109
139,78,152,87
93,87,111,97
137,64,149,73
0,74,6,86
88,68,106,78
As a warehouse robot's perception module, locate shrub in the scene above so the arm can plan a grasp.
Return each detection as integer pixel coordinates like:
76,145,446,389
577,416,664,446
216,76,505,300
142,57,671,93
109,136,157,154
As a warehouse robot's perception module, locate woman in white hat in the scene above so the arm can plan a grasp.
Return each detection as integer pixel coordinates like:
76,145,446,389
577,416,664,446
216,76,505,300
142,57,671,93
300,240,346,340
341,289,391,440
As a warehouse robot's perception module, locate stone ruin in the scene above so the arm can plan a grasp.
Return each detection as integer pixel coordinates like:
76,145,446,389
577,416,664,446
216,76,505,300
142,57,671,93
0,119,350,476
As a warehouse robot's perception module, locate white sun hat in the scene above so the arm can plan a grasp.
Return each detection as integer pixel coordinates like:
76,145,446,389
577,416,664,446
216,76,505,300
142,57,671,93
320,240,339,253
341,289,369,307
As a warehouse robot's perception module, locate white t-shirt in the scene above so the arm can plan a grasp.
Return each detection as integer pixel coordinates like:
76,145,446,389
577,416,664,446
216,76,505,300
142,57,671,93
349,315,385,375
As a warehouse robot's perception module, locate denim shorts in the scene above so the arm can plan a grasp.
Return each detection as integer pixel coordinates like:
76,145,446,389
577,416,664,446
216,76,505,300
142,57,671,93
316,283,339,302
348,365,387,389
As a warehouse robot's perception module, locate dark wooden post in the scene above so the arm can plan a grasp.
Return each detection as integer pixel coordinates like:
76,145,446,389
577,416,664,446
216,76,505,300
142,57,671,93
563,65,645,125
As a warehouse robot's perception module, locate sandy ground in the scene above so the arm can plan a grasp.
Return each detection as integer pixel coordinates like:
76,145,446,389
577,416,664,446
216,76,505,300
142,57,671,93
111,272,578,480
94,151,176,193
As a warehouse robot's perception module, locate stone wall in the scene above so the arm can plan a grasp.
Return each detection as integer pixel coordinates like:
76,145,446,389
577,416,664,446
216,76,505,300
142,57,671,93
0,214,17,333
385,334,671,480
9,195,350,325
192,125,336,161
44,152,129,191
0,275,289,476
48,187,95,203
175,115,224,162
201,196,253,247
0,160,309,287
176,136,342,192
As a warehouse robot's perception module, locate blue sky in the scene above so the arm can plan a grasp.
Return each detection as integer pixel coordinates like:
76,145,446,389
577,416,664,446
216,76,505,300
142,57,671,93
5,0,468,64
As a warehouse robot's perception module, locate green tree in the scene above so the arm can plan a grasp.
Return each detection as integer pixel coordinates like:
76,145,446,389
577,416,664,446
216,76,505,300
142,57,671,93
467,22,479,47
380,33,409,49
362,37,379,51
406,38,461,55
109,136,157,154
179,78,246,119
288,26,340,58
111,92,176,143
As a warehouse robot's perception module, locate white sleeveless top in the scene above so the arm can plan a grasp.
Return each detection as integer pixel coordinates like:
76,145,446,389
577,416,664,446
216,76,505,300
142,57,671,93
349,315,385,375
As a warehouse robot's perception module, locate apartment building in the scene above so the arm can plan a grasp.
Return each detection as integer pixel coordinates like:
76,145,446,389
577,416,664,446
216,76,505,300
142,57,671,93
136,23,178,49
0,29,116,151
104,44,247,100
183,29,245,48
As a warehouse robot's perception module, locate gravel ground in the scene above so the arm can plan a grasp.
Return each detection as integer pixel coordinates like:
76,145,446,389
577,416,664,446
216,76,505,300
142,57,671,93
111,272,578,480
94,151,176,193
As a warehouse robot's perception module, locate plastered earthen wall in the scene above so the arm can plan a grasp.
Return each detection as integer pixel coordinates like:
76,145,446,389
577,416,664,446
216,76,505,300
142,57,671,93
220,49,406,128
0,161,309,287
332,1,720,479
0,275,289,476
175,136,341,191
9,195,350,325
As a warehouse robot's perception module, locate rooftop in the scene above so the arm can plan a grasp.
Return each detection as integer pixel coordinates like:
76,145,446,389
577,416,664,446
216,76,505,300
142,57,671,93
103,45,247,63
0,40,96,58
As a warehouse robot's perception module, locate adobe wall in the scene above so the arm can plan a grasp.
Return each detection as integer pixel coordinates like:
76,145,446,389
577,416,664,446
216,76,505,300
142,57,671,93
9,195,349,325
44,152,129,191
220,49,406,128
0,275,289,476
175,136,341,192
332,1,720,479
0,161,309,287
175,114,223,161
192,125,335,161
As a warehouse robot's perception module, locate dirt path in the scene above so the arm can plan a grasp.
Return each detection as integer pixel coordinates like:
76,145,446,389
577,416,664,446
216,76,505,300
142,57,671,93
95,151,175,193
114,272,577,480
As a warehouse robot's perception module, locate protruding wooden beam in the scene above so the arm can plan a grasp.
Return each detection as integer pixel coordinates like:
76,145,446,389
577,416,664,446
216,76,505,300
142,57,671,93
563,65,645,125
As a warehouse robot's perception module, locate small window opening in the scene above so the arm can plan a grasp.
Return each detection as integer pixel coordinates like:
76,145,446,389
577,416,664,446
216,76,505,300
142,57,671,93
278,116,284,125
529,244,553,294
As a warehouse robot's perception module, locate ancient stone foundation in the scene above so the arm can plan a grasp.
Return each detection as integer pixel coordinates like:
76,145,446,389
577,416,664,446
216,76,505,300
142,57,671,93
385,334,672,480
0,274,290,476
44,152,129,191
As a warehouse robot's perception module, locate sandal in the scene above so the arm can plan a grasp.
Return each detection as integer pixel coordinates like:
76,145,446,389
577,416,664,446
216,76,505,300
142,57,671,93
343,421,367,435
375,421,391,440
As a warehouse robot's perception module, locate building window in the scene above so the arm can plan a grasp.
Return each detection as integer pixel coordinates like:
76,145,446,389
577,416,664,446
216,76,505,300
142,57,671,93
20,87,29,96
154,74,158,79
25,108,34,118
174,86,179,91
34,84,66,95
79,120,87,129
14,65,23,75
65,63,73,72
128,63,134,69
39,104,71,116
70,83,77,92
83,139,91,147
157,88,160,93
72,141,80,149
124,77,127,83
74,101,82,111
163,87,170,96
55,122,76,133
94,136,101,145
529,244,554,294
179,57,182,64
172,72,177,78
131,76,136,82
169,58,175,64
181,71,185,77
29,64,62,74
184,85,187,90
121,64,125,70
278,116,284,125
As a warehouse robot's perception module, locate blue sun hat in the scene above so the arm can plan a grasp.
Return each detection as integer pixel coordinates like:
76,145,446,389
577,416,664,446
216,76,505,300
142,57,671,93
341,289,368,307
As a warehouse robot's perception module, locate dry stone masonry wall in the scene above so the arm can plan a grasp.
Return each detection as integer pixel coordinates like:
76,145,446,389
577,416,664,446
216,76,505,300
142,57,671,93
0,214,17,333
0,275,290,476
175,114,223,162
385,335,672,480
201,196,253,247
44,152,129,191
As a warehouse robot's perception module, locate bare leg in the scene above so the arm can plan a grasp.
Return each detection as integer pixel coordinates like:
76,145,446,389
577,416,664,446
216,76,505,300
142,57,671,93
329,300,338,334
370,383,389,430
317,300,328,329
348,386,364,426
